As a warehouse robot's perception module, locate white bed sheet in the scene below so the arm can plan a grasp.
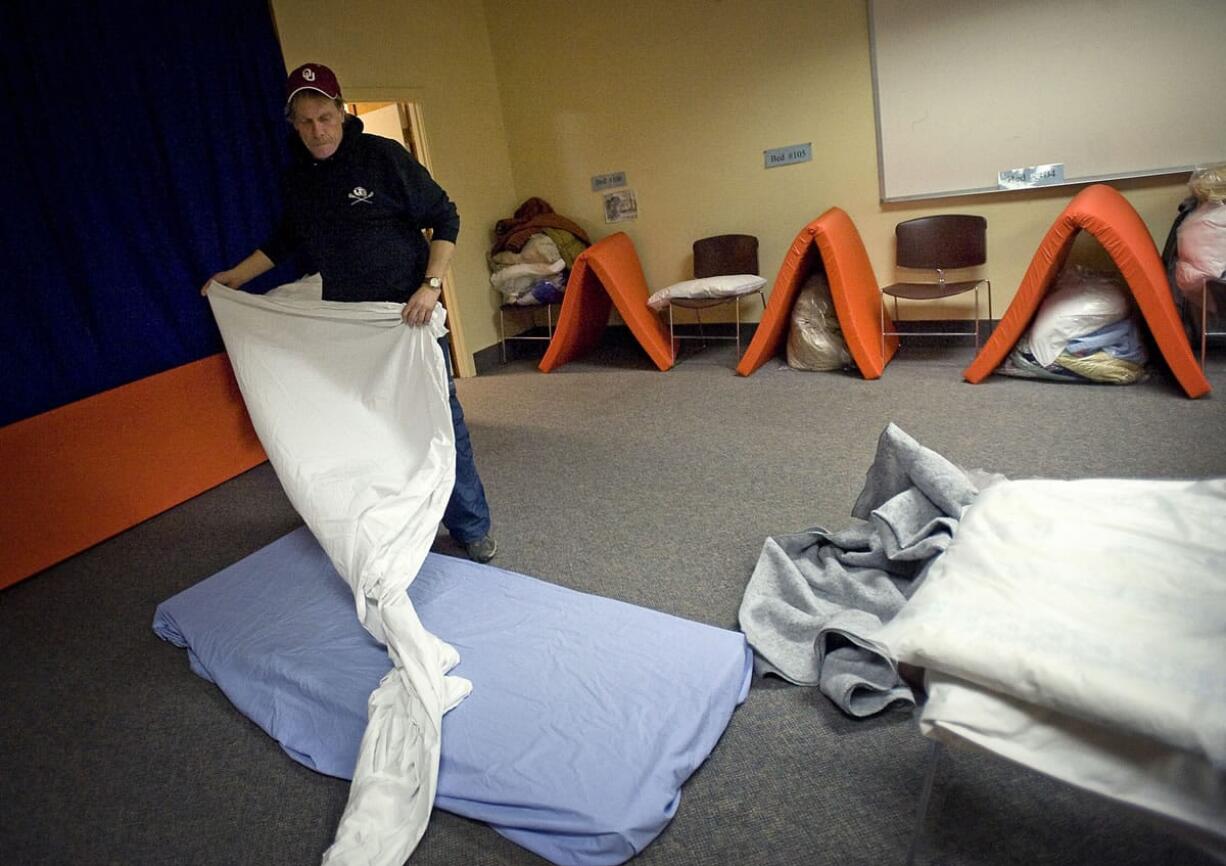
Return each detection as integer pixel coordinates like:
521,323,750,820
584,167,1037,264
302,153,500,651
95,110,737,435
922,671,1226,852
208,284,466,866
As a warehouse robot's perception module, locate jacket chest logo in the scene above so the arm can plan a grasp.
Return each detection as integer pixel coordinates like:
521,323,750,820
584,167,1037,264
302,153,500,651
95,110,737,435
348,186,374,205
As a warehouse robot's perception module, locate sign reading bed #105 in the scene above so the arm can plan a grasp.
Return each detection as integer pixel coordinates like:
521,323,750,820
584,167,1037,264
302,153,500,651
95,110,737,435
764,143,812,169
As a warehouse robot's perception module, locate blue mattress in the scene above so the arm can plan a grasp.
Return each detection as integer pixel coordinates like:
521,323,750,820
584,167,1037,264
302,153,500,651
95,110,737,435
153,528,751,866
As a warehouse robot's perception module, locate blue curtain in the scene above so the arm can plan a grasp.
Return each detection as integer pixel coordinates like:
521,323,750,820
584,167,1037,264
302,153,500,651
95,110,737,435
0,0,295,426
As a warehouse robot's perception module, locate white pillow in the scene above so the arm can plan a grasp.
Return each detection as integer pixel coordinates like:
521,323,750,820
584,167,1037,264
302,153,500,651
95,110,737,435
647,274,767,311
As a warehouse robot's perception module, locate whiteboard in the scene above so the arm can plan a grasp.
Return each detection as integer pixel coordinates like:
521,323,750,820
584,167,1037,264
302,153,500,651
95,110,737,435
868,0,1226,202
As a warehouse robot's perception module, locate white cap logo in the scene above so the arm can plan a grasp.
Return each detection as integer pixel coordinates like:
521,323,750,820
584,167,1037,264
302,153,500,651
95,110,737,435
302,68,316,82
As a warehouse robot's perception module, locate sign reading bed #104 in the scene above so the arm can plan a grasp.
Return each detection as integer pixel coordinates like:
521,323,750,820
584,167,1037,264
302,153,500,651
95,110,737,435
998,163,1065,190
764,143,812,169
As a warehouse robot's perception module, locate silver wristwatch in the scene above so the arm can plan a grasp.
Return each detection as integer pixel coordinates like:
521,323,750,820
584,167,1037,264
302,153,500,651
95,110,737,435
424,276,443,290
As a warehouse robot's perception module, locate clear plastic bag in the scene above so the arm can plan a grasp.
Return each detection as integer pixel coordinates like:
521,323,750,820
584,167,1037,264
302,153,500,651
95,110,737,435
786,271,851,371
1024,266,1131,367
1188,162,1226,203
1174,200,1226,307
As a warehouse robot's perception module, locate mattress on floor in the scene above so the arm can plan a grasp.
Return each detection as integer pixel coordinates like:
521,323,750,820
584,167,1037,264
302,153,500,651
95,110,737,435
153,527,752,866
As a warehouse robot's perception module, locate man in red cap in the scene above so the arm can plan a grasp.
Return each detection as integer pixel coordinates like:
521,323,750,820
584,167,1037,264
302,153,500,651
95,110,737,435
204,62,496,562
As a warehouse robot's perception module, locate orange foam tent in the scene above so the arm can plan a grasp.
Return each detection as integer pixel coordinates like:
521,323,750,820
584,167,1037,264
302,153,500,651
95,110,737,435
964,184,1210,398
538,232,674,372
0,354,268,589
736,208,898,379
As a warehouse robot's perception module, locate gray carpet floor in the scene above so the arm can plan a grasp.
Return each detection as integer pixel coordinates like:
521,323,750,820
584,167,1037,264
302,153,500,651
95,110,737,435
3,339,1224,866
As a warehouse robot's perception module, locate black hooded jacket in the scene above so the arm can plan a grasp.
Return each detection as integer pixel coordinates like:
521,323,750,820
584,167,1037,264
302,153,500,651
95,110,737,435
261,115,460,303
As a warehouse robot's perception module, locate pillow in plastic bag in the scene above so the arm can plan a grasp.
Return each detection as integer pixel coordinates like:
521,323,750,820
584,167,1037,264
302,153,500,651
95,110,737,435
786,271,851,371
1025,267,1131,367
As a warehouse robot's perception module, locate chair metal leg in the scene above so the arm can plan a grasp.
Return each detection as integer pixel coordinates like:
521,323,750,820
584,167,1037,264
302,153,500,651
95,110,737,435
499,307,507,364
906,741,945,866
740,290,764,363
1203,283,1208,371
669,303,677,363
973,285,981,350
735,295,742,358
880,290,887,361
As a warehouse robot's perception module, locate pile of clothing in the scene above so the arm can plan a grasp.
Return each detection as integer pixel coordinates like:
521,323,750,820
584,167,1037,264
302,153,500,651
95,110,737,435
488,198,590,306
1000,265,1148,384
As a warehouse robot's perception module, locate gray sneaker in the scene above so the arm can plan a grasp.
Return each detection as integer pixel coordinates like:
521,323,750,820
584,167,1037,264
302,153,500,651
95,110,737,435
463,535,497,563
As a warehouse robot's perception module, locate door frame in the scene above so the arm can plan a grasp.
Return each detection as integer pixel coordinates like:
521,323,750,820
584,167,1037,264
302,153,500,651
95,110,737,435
345,88,476,378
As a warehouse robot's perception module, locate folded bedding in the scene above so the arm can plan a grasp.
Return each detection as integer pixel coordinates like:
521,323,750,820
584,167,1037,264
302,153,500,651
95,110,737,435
741,423,1226,846
874,471,1226,846
921,671,1226,847
876,476,1226,768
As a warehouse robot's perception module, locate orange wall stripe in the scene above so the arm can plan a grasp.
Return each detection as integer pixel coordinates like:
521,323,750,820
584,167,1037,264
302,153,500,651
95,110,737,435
0,353,267,589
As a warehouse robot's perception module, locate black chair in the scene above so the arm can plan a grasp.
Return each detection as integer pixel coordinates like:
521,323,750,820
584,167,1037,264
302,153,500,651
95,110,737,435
693,233,759,280
880,215,992,356
666,234,765,362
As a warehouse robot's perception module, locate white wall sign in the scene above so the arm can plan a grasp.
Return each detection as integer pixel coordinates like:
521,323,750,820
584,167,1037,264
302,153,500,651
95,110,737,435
998,163,1065,190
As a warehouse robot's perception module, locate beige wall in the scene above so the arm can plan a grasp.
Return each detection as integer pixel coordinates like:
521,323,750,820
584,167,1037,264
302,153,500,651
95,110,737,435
270,0,519,371
271,0,1192,365
483,0,1190,322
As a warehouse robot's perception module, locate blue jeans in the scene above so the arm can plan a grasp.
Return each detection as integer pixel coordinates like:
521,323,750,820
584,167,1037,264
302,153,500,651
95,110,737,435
439,338,491,543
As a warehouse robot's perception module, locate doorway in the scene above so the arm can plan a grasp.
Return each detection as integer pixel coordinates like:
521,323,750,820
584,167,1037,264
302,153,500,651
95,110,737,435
344,100,474,377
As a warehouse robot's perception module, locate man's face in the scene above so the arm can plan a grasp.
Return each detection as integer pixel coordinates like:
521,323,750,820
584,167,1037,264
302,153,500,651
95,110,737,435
291,94,344,160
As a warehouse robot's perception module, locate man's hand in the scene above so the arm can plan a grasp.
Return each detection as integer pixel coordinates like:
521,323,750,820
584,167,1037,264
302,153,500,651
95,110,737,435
402,284,441,326
200,251,274,296
201,270,239,296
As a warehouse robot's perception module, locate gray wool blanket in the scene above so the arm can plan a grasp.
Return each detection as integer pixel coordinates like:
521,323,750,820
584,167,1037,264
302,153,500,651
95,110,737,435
738,423,997,717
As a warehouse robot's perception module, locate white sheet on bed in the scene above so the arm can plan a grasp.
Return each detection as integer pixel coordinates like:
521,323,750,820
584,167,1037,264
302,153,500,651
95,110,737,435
875,476,1226,844
208,284,467,866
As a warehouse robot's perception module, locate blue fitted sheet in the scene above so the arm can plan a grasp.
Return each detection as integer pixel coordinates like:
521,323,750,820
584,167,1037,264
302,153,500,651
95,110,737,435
153,527,752,866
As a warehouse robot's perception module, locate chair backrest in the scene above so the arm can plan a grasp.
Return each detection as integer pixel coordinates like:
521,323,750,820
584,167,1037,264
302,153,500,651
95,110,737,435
895,215,986,270
693,234,759,278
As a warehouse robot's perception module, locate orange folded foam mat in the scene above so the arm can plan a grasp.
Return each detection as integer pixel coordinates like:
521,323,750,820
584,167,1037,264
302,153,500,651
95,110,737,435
736,208,898,379
538,232,674,372
964,184,1210,398
0,354,267,589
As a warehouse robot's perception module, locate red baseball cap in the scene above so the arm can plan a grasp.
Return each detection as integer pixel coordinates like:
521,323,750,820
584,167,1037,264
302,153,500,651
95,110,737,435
285,63,342,108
